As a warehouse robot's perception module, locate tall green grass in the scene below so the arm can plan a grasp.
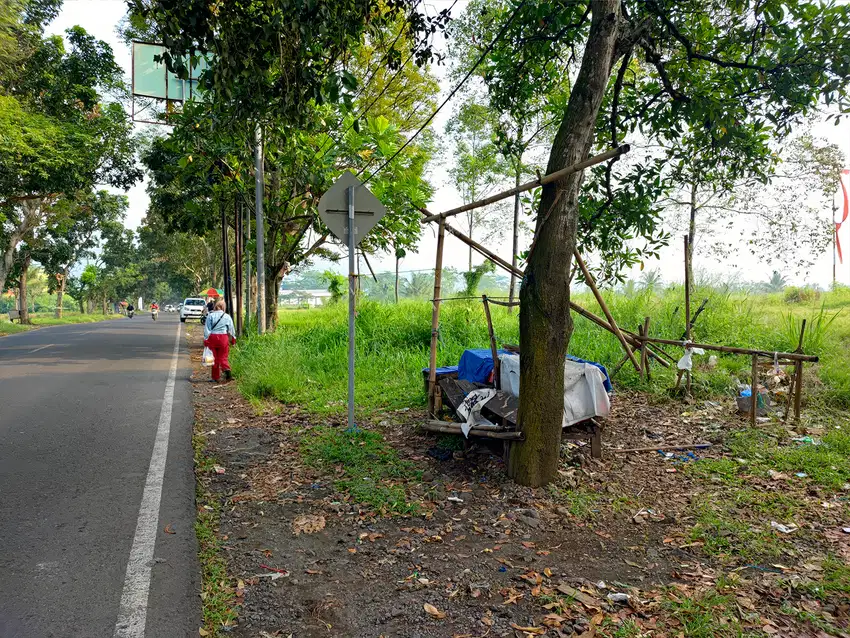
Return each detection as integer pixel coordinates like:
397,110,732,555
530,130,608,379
231,287,850,414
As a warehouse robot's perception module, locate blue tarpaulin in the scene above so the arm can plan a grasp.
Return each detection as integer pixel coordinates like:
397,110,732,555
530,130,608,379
456,349,612,393
458,349,511,384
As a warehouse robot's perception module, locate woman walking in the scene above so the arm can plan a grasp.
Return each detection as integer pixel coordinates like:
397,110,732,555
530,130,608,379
204,299,236,382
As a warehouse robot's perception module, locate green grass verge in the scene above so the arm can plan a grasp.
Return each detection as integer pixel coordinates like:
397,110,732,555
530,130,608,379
689,426,850,491
0,312,122,335
300,426,422,515
193,434,238,635
231,286,850,416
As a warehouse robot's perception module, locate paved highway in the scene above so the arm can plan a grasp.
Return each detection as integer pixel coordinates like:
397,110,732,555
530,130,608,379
0,313,198,637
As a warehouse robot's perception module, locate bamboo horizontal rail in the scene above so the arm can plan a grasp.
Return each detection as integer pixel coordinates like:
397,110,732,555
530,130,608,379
634,336,819,362
421,420,525,441
487,298,520,308
421,145,630,224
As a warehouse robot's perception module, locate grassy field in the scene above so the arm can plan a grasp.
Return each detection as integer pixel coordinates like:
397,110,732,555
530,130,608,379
231,285,850,414
0,312,123,335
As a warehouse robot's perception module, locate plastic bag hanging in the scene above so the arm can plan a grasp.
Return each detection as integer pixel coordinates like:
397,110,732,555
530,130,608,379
202,346,215,367
677,343,705,371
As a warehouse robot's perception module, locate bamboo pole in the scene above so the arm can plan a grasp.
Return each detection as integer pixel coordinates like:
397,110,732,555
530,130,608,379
421,145,630,224
611,442,712,454
633,335,818,362
421,421,524,441
641,317,650,380
428,218,446,415
751,354,759,426
574,251,641,372
793,319,806,425
482,295,500,389
684,236,692,396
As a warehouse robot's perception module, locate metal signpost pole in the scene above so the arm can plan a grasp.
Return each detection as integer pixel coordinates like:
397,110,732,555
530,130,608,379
347,185,356,431
254,124,266,334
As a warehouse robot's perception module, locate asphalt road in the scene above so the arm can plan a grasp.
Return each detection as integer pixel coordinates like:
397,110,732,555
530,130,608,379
0,313,199,638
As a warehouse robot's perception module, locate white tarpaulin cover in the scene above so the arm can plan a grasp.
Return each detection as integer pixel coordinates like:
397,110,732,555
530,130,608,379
499,353,610,426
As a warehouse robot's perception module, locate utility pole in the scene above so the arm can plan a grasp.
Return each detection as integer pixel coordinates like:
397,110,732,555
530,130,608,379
254,124,266,334
235,199,243,336
245,202,251,331
220,200,233,317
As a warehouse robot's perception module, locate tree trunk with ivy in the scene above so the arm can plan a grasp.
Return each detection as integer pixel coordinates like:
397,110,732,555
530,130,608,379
509,1,622,487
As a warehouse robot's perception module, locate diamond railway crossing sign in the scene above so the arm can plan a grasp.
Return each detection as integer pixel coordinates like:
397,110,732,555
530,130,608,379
318,171,387,246
317,172,387,431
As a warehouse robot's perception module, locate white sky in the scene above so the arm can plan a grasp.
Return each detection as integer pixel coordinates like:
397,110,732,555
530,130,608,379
49,0,850,288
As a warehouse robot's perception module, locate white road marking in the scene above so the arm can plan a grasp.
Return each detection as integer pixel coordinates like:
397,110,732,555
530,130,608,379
28,344,53,354
113,323,182,638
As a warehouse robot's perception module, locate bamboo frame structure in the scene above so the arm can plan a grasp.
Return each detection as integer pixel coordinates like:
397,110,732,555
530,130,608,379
418,156,819,423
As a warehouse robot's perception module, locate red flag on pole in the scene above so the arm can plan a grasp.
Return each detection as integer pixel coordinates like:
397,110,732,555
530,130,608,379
837,169,850,264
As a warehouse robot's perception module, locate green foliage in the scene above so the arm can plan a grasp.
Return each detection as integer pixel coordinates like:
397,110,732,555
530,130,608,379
300,426,421,515
130,0,448,124
462,261,495,296
321,271,346,303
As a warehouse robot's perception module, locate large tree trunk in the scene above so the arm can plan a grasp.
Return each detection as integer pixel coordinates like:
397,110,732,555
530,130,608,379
55,269,68,318
509,1,621,487
19,255,31,324
0,199,43,295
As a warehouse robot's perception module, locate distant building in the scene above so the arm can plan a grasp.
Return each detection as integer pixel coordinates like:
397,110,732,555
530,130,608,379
279,289,333,307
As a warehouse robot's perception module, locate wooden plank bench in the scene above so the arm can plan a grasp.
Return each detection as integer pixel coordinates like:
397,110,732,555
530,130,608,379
8,309,20,322
437,377,603,458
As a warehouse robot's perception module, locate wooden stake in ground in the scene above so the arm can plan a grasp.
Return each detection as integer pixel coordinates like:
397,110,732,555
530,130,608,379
751,353,759,427
794,318,806,426
427,218,446,415
482,295,500,390
573,252,641,373
640,316,650,380
684,235,692,395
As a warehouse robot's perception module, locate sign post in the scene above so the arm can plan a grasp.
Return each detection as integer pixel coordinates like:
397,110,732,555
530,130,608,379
319,172,387,430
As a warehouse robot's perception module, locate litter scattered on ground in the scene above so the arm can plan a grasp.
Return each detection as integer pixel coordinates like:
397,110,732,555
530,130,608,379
770,521,798,534
213,465,225,475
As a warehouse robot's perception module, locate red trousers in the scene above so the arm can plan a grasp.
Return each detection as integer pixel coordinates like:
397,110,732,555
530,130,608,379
205,333,231,381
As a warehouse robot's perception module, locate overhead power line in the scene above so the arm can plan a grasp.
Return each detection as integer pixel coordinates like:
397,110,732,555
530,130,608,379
358,0,529,185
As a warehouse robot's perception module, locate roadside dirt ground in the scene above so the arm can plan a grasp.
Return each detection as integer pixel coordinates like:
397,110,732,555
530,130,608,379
189,331,850,638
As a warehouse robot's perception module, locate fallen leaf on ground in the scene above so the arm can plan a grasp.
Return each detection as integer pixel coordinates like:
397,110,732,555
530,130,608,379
292,514,326,535
424,603,446,619
510,623,545,634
